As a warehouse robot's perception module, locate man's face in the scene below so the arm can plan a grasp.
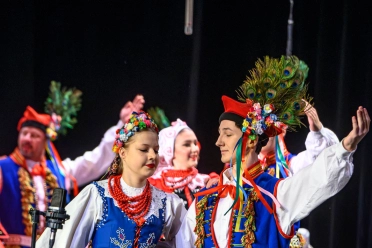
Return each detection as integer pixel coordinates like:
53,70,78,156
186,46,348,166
215,120,242,164
18,126,46,161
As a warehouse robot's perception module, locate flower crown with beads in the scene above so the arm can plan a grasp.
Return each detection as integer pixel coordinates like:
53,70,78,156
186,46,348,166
112,111,159,153
241,100,286,140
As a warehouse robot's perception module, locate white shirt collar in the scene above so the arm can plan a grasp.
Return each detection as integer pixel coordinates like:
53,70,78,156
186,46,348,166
25,159,40,172
120,177,145,197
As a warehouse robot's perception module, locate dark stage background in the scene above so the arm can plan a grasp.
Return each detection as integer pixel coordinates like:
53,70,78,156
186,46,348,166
1,1,372,247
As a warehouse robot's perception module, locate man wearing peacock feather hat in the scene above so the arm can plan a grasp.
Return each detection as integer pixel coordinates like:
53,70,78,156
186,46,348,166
177,55,370,248
0,81,145,248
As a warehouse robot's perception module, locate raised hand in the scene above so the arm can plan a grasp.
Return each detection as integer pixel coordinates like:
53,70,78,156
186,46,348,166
119,95,145,123
343,107,370,151
132,94,145,112
303,100,322,132
120,101,134,123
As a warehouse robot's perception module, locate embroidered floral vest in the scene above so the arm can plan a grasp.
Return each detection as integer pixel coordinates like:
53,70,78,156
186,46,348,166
91,181,166,248
195,172,292,248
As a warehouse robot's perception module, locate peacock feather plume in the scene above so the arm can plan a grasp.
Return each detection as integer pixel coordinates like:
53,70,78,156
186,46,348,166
44,81,82,137
146,106,170,130
237,55,312,132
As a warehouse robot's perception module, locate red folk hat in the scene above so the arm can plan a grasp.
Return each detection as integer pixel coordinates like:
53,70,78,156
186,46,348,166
219,95,253,128
17,106,51,132
219,95,282,137
221,95,252,118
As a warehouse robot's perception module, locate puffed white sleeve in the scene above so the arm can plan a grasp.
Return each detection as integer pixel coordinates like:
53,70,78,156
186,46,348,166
156,193,187,248
290,126,339,175
62,121,123,186
175,199,197,248
36,184,103,248
275,141,354,235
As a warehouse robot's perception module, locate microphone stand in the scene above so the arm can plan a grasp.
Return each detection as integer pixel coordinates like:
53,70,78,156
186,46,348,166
29,208,45,248
45,207,70,248
29,207,69,248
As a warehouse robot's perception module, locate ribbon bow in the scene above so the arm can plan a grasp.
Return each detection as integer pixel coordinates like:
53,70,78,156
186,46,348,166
194,172,242,210
30,164,46,177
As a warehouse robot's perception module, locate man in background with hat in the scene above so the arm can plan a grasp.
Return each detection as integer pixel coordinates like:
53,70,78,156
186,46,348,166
0,94,144,248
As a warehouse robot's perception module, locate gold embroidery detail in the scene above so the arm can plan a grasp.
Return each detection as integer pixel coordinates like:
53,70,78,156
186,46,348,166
18,167,58,237
45,168,59,198
194,195,208,248
18,168,34,236
290,231,306,248
268,168,275,176
241,190,258,247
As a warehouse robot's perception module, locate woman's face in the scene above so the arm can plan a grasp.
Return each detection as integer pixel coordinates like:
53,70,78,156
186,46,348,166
172,129,200,170
119,130,159,181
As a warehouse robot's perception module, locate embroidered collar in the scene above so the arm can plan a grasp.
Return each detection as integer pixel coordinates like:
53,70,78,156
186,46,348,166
260,149,289,169
10,148,47,177
222,160,264,184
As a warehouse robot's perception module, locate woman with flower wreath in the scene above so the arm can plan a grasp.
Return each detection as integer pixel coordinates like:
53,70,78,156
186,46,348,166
148,119,219,209
36,112,186,248
177,56,370,247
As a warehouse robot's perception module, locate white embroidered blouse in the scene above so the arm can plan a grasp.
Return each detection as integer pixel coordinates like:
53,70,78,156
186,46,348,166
36,178,186,248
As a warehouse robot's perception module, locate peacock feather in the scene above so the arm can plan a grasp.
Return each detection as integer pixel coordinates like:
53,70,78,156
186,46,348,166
237,55,312,132
146,106,170,130
44,81,82,137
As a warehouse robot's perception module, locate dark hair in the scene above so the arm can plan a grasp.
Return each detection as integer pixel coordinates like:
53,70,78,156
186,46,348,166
220,112,270,154
255,133,269,154
21,120,47,133
232,121,269,155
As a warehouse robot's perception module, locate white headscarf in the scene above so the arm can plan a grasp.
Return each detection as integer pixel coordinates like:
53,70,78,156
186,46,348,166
158,118,189,165
151,119,189,178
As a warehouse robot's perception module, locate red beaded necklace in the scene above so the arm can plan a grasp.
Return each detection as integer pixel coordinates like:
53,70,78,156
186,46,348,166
161,167,198,190
108,175,152,227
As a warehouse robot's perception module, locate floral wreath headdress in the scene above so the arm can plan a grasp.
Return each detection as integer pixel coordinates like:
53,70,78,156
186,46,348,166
226,55,312,221
112,111,159,153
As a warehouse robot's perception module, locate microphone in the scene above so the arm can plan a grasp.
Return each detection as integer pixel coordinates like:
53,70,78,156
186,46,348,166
45,188,70,248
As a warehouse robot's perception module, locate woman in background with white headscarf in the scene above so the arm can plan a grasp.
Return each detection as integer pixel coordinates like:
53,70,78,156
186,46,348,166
148,119,218,208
